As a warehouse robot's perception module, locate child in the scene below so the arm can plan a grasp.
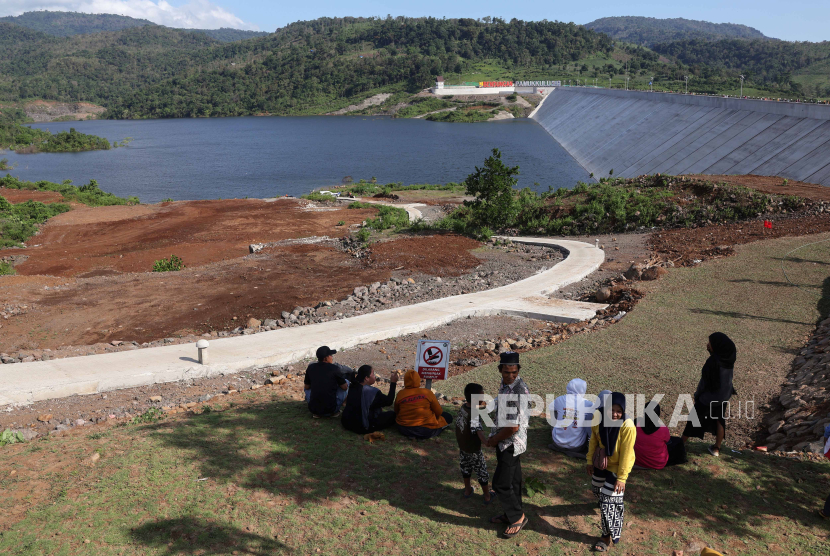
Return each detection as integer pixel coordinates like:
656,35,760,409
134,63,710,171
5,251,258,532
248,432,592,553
455,383,492,503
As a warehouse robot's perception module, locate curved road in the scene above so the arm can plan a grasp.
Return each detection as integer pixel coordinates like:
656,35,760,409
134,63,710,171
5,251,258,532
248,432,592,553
0,237,605,406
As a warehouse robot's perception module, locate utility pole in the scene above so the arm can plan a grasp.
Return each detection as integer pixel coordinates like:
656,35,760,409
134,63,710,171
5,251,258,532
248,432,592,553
650,77,654,92
609,76,612,88
740,75,745,97
684,75,689,94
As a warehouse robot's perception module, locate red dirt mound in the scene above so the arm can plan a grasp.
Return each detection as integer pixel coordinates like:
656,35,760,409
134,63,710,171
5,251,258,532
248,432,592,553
688,174,830,202
2,199,377,277
369,234,482,275
0,188,65,204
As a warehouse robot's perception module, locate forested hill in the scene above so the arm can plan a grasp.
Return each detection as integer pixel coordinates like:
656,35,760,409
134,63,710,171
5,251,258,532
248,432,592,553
105,17,614,118
585,16,770,46
0,10,269,42
653,39,830,94
0,11,153,36
1,15,824,119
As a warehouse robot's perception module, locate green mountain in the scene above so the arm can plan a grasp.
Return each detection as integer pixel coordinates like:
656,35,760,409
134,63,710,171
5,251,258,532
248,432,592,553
0,10,153,37
585,16,770,46
0,15,821,120
187,28,270,42
653,38,830,98
0,11,269,43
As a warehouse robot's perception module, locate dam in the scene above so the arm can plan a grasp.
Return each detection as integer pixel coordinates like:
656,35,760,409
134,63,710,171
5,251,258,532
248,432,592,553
531,87,830,186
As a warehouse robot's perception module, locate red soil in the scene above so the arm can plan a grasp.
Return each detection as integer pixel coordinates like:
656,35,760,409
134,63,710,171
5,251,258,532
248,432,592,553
3,199,376,277
0,198,485,350
0,188,65,204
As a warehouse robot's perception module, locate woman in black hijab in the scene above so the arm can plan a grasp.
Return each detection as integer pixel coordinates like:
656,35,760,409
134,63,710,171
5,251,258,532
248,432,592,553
682,332,737,457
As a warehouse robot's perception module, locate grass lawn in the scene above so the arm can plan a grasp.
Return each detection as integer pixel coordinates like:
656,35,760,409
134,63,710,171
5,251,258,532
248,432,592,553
0,234,828,555
442,233,830,444
0,390,827,555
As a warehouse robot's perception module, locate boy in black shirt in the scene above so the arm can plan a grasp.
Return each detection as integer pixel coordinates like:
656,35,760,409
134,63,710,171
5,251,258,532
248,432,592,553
455,383,492,503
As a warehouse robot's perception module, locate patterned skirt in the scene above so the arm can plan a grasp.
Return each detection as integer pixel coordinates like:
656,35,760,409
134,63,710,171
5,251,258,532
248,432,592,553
591,469,625,542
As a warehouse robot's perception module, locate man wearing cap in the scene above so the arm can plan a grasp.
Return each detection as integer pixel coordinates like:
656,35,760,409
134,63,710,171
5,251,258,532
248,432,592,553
486,351,531,538
303,346,353,418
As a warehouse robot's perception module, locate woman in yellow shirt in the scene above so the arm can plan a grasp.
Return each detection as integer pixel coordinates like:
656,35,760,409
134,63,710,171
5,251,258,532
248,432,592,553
586,392,636,552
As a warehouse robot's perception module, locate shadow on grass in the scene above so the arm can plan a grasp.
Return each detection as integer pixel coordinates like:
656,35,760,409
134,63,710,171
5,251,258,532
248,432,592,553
130,516,289,555
728,278,806,288
138,398,830,550
689,308,812,326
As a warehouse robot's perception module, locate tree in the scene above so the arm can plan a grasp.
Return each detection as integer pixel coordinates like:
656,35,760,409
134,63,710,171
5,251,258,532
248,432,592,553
463,148,520,230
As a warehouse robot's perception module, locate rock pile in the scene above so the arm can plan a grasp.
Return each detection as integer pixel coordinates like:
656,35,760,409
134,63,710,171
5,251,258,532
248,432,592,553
760,315,830,454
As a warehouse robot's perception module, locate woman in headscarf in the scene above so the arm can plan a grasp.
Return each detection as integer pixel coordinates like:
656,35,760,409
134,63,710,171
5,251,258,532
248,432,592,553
633,402,687,470
341,365,399,434
682,332,737,457
586,392,636,552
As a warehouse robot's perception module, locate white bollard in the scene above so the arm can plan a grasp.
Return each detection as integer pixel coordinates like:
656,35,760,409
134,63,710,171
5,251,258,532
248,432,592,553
196,339,209,365
595,239,600,249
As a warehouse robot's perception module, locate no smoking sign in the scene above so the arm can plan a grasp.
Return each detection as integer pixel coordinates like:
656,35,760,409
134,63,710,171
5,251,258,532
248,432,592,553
417,339,450,380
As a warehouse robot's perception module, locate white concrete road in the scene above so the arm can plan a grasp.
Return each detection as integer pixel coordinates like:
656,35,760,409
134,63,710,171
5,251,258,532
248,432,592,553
0,238,605,406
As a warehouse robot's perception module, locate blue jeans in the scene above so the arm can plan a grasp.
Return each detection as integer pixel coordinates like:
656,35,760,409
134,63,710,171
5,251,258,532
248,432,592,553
305,385,349,414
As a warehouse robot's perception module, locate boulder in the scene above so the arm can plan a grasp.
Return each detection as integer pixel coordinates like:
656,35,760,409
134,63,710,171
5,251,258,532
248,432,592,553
624,264,644,281
247,318,261,329
595,287,612,302
641,266,668,281
263,319,278,328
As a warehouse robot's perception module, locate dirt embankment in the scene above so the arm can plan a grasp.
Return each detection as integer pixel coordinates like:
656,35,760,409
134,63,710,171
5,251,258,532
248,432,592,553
22,100,106,122
0,199,504,351
0,188,65,204
687,174,830,202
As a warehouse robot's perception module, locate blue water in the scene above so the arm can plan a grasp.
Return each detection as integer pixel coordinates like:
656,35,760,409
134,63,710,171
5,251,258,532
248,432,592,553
3,116,590,203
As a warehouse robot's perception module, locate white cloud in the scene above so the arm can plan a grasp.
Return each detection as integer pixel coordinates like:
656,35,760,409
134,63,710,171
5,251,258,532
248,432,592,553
1,0,258,30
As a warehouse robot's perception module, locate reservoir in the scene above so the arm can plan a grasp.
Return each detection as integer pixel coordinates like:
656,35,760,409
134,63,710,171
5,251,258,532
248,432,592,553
3,115,590,203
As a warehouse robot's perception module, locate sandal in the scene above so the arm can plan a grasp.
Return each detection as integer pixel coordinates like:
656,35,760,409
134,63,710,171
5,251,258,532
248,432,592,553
819,509,828,519
489,514,509,525
593,540,611,552
463,487,473,499
708,445,720,457
483,490,496,505
502,515,529,539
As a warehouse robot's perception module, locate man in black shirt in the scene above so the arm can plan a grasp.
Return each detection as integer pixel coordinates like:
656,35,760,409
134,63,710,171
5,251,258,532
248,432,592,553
303,346,351,418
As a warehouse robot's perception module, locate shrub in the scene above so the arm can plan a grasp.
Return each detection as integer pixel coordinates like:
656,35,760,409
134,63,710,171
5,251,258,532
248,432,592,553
153,255,185,272
337,220,345,226
0,429,25,447
0,262,15,276
131,407,165,424
356,227,371,243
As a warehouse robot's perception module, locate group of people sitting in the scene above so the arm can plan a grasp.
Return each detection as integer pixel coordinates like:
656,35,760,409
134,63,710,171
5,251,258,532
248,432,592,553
303,334,738,553
302,345,453,438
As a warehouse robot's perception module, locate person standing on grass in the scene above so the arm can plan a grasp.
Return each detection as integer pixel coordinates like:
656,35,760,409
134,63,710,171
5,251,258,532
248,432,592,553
341,365,399,434
455,383,493,504
303,346,352,418
486,351,530,539
586,392,636,552
681,333,737,457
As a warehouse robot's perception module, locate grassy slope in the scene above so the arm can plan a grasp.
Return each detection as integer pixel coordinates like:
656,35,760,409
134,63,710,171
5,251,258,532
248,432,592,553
0,391,825,554
443,233,830,442
0,233,828,555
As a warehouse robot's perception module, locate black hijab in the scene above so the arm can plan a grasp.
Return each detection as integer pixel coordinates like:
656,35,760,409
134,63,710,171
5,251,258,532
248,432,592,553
599,392,628,456
702,332,736,393
642,402,662,435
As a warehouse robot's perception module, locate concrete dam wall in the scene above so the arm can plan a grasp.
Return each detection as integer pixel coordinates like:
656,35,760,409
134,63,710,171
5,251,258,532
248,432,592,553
531,87,830,186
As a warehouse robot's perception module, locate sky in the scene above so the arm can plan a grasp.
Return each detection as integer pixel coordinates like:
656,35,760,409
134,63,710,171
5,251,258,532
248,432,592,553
0,0,827,41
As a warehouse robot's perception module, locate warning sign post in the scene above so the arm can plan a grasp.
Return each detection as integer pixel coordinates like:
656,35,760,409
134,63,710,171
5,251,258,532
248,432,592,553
417,340,450,388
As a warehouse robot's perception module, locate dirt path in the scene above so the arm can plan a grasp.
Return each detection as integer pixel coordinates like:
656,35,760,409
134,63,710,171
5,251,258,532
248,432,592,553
0,188,65,204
